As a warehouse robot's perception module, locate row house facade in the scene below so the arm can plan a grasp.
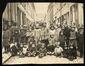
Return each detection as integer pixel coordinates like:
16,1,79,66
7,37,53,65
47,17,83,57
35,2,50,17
2,3,36,29
53,3,84,28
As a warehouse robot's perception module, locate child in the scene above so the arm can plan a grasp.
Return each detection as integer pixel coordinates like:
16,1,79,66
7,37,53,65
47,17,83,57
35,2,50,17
47,34,55,55
10,42,18,56
47,44,55,55
68,40,77,61
30,43,37,57
38,43,47,58
22,45,28,57
63,42,69,58
36,41,42,55
54,42,63,57
18,43,24,57
27,41,36,57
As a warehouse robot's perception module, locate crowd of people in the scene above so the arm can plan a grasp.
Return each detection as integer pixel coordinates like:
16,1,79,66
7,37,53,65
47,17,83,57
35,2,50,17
2,21,84,61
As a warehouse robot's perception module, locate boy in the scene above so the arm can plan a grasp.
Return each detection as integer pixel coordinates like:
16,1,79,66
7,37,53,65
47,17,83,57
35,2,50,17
54,42,63,57
38,43,47,58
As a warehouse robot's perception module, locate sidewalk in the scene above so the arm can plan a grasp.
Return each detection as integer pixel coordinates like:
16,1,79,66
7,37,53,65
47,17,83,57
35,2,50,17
2,48,12,63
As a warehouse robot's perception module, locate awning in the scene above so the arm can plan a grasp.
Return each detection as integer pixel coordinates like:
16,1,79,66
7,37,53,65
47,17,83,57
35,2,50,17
18,4,34,22
26,14,34,22
18,4,26,14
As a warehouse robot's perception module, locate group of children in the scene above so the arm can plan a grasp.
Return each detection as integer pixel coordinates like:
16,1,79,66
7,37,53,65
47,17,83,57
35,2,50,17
9,33,76,61
5,22,83,61
10,37,64,58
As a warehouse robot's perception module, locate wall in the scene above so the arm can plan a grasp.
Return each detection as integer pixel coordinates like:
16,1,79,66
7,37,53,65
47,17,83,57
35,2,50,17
53,3,84,27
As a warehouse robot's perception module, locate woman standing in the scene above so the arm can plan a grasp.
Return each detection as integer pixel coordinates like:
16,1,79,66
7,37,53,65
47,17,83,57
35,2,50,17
3,25,10,53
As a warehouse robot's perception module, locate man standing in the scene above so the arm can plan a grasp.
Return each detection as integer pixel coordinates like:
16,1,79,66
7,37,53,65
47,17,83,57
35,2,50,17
68,26,77,59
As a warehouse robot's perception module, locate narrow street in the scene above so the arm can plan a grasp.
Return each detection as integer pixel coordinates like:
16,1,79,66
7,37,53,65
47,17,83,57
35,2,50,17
2,3,84,64
5,56,83,64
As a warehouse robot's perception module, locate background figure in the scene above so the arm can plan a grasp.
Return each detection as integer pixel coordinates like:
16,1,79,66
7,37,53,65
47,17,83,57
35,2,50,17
20,29,27,45
3,25,10,53
68,27,77,60
55,23,61,42
63,24,70,47
59,29,66,49
77,27,84,57
34,25,42,45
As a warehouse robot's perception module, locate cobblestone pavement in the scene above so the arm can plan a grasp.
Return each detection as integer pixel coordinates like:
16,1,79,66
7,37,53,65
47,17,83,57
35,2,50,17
4,55,84,64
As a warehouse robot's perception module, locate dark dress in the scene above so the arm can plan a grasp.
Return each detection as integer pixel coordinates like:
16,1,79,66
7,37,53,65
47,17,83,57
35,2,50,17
68,45,77,60
47,45,55,52
3,29,10,52
77,30,84,57
41,39,49,49
59,34,66,49
10,45,18,56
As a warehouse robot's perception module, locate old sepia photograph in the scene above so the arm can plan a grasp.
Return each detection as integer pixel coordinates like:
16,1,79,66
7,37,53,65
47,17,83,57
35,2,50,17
2,2,84,64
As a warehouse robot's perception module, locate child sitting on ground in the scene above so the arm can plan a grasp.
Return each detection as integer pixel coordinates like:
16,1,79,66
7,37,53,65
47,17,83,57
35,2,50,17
36,41,42,55
38,43,47,58
30,43,37,57
22,45,28,57
54,42,63,57
18,43,24,57
10,42,18,56
27,41,37,57
47,35,55,55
